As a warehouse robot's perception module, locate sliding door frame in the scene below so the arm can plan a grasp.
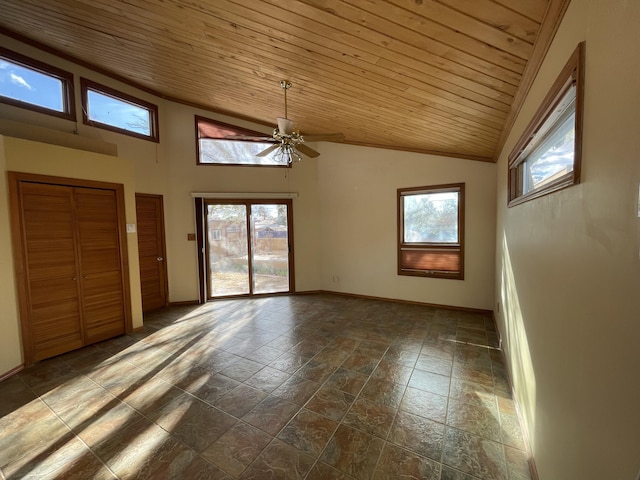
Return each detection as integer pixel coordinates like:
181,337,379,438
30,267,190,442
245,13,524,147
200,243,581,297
195,198,295,301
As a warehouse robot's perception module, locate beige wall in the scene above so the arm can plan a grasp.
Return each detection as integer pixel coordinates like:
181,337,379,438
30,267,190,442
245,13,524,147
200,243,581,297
317,143,497,310
494,0,640,479
0,33,325,374
0,136,22,375
158,102,323,300
0,136,144,374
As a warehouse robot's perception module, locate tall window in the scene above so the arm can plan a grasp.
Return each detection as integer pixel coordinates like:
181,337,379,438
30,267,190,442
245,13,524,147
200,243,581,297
81,78,159,142
398,183,465,280
508,42,585,206
0,47,75,120
196,116,288,167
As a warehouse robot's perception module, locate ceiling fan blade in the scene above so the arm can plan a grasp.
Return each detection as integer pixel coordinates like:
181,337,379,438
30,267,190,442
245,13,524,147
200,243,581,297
225,134,273,141
277,117,294,134
256,144,280,157
303,133,346,142
296,144,320,158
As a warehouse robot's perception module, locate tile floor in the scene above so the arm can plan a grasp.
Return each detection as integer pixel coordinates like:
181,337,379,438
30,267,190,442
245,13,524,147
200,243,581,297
0,294,532,480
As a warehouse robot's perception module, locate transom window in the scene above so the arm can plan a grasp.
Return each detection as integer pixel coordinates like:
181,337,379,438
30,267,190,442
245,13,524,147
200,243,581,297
196,116,288,167
398,183,465,280
0,47,75,120
508,42,585,206
81,78,159,142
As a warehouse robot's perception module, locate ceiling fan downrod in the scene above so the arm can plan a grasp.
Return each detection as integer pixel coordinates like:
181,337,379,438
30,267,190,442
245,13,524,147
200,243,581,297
280,80,292,119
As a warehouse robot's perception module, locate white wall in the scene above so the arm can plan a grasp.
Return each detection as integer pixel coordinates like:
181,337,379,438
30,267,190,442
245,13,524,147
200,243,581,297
494,1,640,478
317,143,496,310
0,30,497,378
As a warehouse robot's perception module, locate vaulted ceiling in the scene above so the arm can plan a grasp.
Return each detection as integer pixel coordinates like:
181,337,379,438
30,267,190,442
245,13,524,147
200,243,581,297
0,0,568,161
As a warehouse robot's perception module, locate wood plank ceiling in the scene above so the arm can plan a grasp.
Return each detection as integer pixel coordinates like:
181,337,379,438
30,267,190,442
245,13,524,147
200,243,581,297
0,0,564,161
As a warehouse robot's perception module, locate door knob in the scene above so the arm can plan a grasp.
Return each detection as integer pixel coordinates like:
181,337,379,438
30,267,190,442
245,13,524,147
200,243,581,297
157,257,164,261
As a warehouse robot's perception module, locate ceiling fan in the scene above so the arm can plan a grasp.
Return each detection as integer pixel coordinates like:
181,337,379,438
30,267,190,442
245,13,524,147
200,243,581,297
227,80,345,163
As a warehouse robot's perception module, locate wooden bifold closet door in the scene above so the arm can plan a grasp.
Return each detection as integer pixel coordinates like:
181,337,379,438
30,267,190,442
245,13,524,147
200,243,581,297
10,173,132,364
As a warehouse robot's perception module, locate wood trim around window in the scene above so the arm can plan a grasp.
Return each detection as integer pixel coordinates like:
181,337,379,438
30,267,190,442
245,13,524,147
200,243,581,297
507,42,585,206
0,46,76,121
80,77,159,142
398,183,465,280
195,115,290,168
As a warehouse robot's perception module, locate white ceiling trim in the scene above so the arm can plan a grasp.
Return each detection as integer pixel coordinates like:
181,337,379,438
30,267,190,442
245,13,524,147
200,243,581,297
191,192,298,199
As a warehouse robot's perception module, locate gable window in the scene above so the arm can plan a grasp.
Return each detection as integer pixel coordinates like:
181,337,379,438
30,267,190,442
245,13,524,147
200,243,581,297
508,42,585,206
0,47,75,120
81,78,159,142
398,183,465,280
196,116,288,167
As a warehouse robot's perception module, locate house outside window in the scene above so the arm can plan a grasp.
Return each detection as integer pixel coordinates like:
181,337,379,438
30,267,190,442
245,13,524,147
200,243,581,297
398,183,465,280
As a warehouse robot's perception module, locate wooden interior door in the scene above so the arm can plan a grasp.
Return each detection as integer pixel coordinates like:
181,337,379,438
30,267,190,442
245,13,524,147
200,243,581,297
135,194,168,312
19,182,84,361
76,187,126,342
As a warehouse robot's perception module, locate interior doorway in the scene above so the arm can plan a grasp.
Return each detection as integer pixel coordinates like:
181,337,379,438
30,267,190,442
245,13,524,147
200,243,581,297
204,199,293,298
135,193,168,312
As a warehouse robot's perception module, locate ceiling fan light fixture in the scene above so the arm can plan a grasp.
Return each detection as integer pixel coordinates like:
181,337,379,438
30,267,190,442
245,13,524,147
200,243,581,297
274,143,302,165
238,79,341,161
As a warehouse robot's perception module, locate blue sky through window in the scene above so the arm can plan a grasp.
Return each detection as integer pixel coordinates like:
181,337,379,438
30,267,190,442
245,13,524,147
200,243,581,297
86,89,151,136
0,59,64,112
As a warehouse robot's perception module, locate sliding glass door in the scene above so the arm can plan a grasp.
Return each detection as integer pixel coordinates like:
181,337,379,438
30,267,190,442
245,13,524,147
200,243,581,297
207,203,250,296
250,203,292,294
205,200,293,298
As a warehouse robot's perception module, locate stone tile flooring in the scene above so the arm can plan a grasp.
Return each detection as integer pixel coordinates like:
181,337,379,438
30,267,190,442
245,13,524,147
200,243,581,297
0,294,532,479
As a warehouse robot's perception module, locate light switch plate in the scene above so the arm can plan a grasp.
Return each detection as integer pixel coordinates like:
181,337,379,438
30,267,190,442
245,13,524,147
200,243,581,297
126,223,136,233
